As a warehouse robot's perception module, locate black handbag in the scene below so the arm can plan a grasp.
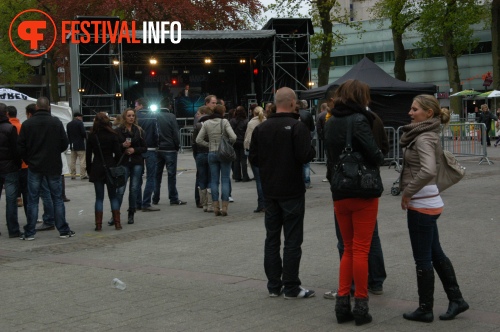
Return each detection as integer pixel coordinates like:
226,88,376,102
331,116,384,198
95,135,126,188
217,119,236,162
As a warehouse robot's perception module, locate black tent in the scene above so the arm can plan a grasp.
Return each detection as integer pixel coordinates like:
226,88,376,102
300,57,437,128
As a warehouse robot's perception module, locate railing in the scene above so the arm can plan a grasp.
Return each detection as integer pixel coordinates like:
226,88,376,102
179,127,193,154
314,122,493,167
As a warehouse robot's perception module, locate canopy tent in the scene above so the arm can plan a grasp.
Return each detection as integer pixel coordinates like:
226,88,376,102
0,88,73,127
299,57,437,128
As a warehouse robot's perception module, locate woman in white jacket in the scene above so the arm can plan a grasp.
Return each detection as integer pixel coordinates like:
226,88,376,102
196,105,236,216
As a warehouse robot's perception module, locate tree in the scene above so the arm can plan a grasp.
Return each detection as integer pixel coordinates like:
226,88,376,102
414,0,489,112
370,0,420,81
0,0,38,86
266,0,358,87
492,0,500,90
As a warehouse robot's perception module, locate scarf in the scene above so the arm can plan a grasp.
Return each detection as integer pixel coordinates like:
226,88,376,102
330,101,374,128
400,117,441,148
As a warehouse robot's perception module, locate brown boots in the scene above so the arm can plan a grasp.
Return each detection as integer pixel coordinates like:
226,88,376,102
95,211,103,231
112,210,122,230
213,201,221,216
221,201,229,216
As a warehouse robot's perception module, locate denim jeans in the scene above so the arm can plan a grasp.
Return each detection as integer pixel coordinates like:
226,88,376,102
141,151,157,208
264,195,305,296
195,152,210,190
94,180,120,212
18,168,29,219
208,152,231,201
0,171,20,235
303,162,311,186
40,178,55,226
154,151,179,203
407,209,447,270
117,164,143,212
335,214,387,290
250,164,265,209
25,170,71,237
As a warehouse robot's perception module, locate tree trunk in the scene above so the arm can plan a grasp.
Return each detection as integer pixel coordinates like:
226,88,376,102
316,0,334,87
492,0,500,90
392,28,407,81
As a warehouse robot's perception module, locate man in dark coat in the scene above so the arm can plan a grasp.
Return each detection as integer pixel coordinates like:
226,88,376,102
0,103,21,238
66,112,87,179
17,97,75,241
249,87,316,299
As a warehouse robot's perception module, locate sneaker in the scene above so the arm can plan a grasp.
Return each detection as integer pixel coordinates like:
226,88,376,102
284,287,315,299
81,176,89,180
71,176,76,180
322,178,329,182
142,206,160,212
269,287,284,298
368,286,383,295
228,196,234,202
9,232,21,239
305,184,313,189
20,233,35,241
37,219,43,224
59,231,76,239
323,290,337,299
36,223,55,231
170,200,187,206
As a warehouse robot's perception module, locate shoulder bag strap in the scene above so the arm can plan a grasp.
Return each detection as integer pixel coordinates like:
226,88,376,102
344,115,353,152
96,133,125,168
95,134,108,169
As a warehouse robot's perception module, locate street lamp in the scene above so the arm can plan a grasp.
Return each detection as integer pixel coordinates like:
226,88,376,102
26,50,51,102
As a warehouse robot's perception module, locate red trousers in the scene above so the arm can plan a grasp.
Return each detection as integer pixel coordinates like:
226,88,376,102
334,198,379,298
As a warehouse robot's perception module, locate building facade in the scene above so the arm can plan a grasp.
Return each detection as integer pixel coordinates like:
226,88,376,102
310,4,493,109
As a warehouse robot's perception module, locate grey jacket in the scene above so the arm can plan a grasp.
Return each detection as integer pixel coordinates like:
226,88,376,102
400,131,441,197
196,118,236,152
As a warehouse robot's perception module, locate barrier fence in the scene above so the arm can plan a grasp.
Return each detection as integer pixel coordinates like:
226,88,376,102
181,122,493,165
312,122,493,167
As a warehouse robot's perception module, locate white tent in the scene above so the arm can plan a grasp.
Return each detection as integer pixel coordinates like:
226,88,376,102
0,88,73,127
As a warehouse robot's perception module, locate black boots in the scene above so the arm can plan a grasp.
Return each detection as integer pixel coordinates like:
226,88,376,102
434,257,469,320
128,209,135,224
335,295,354,324
403,268,434,323
352,297,372,326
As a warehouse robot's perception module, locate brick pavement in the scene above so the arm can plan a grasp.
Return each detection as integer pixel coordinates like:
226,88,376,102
1,147,499,331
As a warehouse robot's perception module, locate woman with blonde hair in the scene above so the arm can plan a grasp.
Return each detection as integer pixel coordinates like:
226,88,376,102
400,95,469,323
109,108,147,226
244,106,266,212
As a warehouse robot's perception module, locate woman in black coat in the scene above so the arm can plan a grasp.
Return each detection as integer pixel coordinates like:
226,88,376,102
230,106,250,181
86,112,123,230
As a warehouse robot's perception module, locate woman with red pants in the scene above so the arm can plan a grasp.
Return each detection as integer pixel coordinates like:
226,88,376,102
324,79,385,326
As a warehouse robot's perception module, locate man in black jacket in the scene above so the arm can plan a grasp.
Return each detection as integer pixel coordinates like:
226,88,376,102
153,109,186,206
66,112,87,179
0,103,21,238
17,97,75,241
135,98,160,211
249,87,316,299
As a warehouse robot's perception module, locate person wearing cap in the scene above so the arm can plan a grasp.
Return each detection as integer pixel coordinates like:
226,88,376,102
66,112,88,179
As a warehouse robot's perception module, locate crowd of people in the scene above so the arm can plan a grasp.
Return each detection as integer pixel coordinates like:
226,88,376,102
0,82,472,326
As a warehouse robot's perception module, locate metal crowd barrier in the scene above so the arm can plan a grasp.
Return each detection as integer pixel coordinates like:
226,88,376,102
441,122,492,165
179,127,193,154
